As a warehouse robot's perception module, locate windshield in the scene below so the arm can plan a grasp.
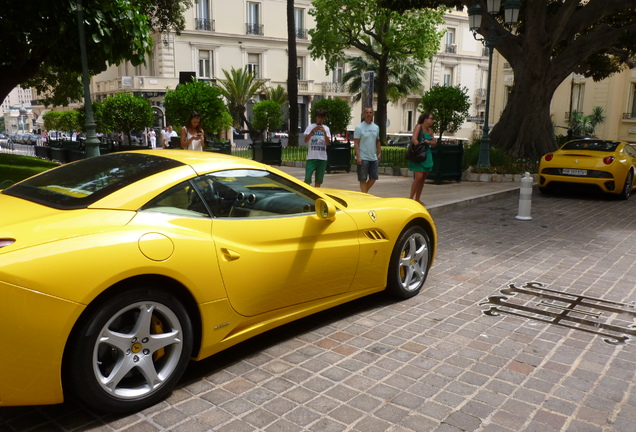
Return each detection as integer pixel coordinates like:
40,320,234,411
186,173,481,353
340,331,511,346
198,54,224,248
2,153,184,209
562,140,620,152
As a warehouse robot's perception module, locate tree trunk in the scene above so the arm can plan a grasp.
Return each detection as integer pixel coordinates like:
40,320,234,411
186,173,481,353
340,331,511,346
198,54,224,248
375,52,390,145
286,0,300,147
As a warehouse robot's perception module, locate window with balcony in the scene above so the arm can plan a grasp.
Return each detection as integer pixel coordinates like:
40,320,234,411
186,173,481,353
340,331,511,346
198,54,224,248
294,8,307,39
297,57,304,81
445,28,456,53
443,67,453,86
247,2,263,35
571,83,584,113
247,53,260,78
198,50,212,78
196,0,214,30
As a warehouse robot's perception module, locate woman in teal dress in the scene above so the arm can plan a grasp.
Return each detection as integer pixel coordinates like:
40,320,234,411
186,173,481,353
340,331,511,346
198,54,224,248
408,113,437,204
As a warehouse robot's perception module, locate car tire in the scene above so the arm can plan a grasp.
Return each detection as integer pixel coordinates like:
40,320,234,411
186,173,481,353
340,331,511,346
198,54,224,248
65,287,193,413
619,170,633,200
386,225,432,299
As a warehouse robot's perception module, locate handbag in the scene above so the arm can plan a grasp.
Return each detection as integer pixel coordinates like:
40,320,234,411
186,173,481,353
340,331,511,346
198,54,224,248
406,141,428,162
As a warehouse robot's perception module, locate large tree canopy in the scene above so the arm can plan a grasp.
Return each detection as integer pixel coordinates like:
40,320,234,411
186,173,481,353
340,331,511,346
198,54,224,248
0,0,191,106
308,0,447,144
382,0,636,157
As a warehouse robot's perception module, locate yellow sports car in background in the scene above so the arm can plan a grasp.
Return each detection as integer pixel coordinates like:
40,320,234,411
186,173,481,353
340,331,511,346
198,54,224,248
538,139,636,199
0,150,436,413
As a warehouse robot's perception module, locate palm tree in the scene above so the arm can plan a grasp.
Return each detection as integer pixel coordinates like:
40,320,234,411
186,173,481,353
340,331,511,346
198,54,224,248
568,107,606,137
217,67,266,140
342,50,428,106
265,85,288,106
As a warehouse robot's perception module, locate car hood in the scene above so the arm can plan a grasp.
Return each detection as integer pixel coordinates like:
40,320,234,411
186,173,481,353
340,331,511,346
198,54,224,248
0,194,135,254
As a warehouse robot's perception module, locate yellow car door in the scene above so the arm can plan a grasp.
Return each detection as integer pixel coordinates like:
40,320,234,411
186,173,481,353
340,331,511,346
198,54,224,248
202,169,360,317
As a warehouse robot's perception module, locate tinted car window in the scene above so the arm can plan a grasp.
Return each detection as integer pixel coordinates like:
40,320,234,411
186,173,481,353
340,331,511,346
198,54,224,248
562,140,619,152
2,153,184,209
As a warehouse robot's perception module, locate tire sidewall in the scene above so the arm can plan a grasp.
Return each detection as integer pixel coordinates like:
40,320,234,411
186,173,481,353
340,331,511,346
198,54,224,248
386,225,431,299
65,287,193,413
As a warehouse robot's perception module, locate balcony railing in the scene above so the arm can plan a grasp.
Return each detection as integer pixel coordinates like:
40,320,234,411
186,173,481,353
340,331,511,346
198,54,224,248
475,88,487,98
295,28,308,39
246,23,264,35
467,116,485,123
195,18,215,31
322,82,348,93
623,113,636,120
445,44,457,54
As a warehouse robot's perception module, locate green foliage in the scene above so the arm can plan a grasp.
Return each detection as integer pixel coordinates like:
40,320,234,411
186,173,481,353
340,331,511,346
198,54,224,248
463,141,539,174
42,110,81,132
310,99,353,136
418,85,470,140
163,80,232,134
343,52,428,104
2,1,191,105
102,93,154,135
252,100,284,136
77,102,110,134
216,67,266,132
568,107,606,136
264,85,288,106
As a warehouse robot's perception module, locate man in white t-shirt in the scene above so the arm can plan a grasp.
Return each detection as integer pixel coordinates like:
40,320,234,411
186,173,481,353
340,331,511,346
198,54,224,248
303,109,331,187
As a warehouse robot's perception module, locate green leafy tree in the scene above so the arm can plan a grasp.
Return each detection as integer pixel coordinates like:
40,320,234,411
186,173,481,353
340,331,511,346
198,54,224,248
382,0,636,157
216,67,266,140
309,0,446,144
43,110,81,135
102,93,154,145
163,80,233,138
0,1,191,106
310,98,353,137
568,107,606,137
342,53,428,104
77,101,109,134
252,100,284,140
418,85,470,141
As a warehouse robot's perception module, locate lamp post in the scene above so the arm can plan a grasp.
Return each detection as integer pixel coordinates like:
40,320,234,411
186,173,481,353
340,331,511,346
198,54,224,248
77,0,100,157
468,0,520,167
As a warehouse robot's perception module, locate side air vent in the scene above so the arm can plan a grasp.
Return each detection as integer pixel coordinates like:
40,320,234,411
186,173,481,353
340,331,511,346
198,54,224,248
363,230,387,241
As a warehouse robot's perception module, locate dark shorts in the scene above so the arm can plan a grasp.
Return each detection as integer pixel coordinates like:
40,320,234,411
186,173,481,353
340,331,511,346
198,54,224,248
357,160,379,182
305,159,327,185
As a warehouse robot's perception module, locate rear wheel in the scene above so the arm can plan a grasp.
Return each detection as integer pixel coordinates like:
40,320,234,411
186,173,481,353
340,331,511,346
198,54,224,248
619,170,633,200
66,288,193,413
386,225,432,299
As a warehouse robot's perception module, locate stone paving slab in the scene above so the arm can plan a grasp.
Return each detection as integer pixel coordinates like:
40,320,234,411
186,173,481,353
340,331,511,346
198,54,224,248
2,189,636,431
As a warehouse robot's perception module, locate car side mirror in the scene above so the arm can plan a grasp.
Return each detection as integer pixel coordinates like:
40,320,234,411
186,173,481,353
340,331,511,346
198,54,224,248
315,198,336,220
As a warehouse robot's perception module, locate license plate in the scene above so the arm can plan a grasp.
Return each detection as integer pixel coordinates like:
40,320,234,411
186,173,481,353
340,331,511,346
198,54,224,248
562,168,587,176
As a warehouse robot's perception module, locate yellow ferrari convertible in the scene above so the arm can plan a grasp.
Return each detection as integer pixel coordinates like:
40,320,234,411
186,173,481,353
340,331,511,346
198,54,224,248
0,150,436,412
538,138,636,199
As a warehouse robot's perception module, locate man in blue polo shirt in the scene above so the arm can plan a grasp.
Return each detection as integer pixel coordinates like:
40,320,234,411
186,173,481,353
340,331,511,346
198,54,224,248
354,107,382,193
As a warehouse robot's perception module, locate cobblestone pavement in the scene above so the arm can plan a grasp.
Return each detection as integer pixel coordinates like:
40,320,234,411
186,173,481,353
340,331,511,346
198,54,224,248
2,190,636,432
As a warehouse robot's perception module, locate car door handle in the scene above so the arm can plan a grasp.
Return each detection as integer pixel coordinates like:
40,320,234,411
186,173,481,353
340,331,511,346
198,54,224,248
221,248,241,261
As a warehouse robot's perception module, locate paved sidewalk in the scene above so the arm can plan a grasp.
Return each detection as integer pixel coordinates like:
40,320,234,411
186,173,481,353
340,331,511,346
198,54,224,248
277,164,522,215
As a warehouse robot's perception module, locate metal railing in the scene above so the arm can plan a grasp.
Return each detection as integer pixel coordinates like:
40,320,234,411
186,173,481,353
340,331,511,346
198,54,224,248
246,23,264,35
195,19,215,31
295,28,308,39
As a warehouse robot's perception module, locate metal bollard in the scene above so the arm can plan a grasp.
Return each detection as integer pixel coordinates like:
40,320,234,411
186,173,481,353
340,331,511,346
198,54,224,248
516,172,533,221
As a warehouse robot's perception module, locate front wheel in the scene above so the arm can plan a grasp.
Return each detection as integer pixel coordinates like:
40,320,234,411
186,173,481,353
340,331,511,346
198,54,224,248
65,288,193,413
386,225,432,299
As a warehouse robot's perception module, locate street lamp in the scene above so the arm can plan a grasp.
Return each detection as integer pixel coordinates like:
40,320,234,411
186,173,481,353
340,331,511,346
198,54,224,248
468,0,520,167
77,0,100,157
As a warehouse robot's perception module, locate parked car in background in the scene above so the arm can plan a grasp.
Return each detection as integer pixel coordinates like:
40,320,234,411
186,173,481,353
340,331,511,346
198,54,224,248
538,138,636,199
0,150,436,413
